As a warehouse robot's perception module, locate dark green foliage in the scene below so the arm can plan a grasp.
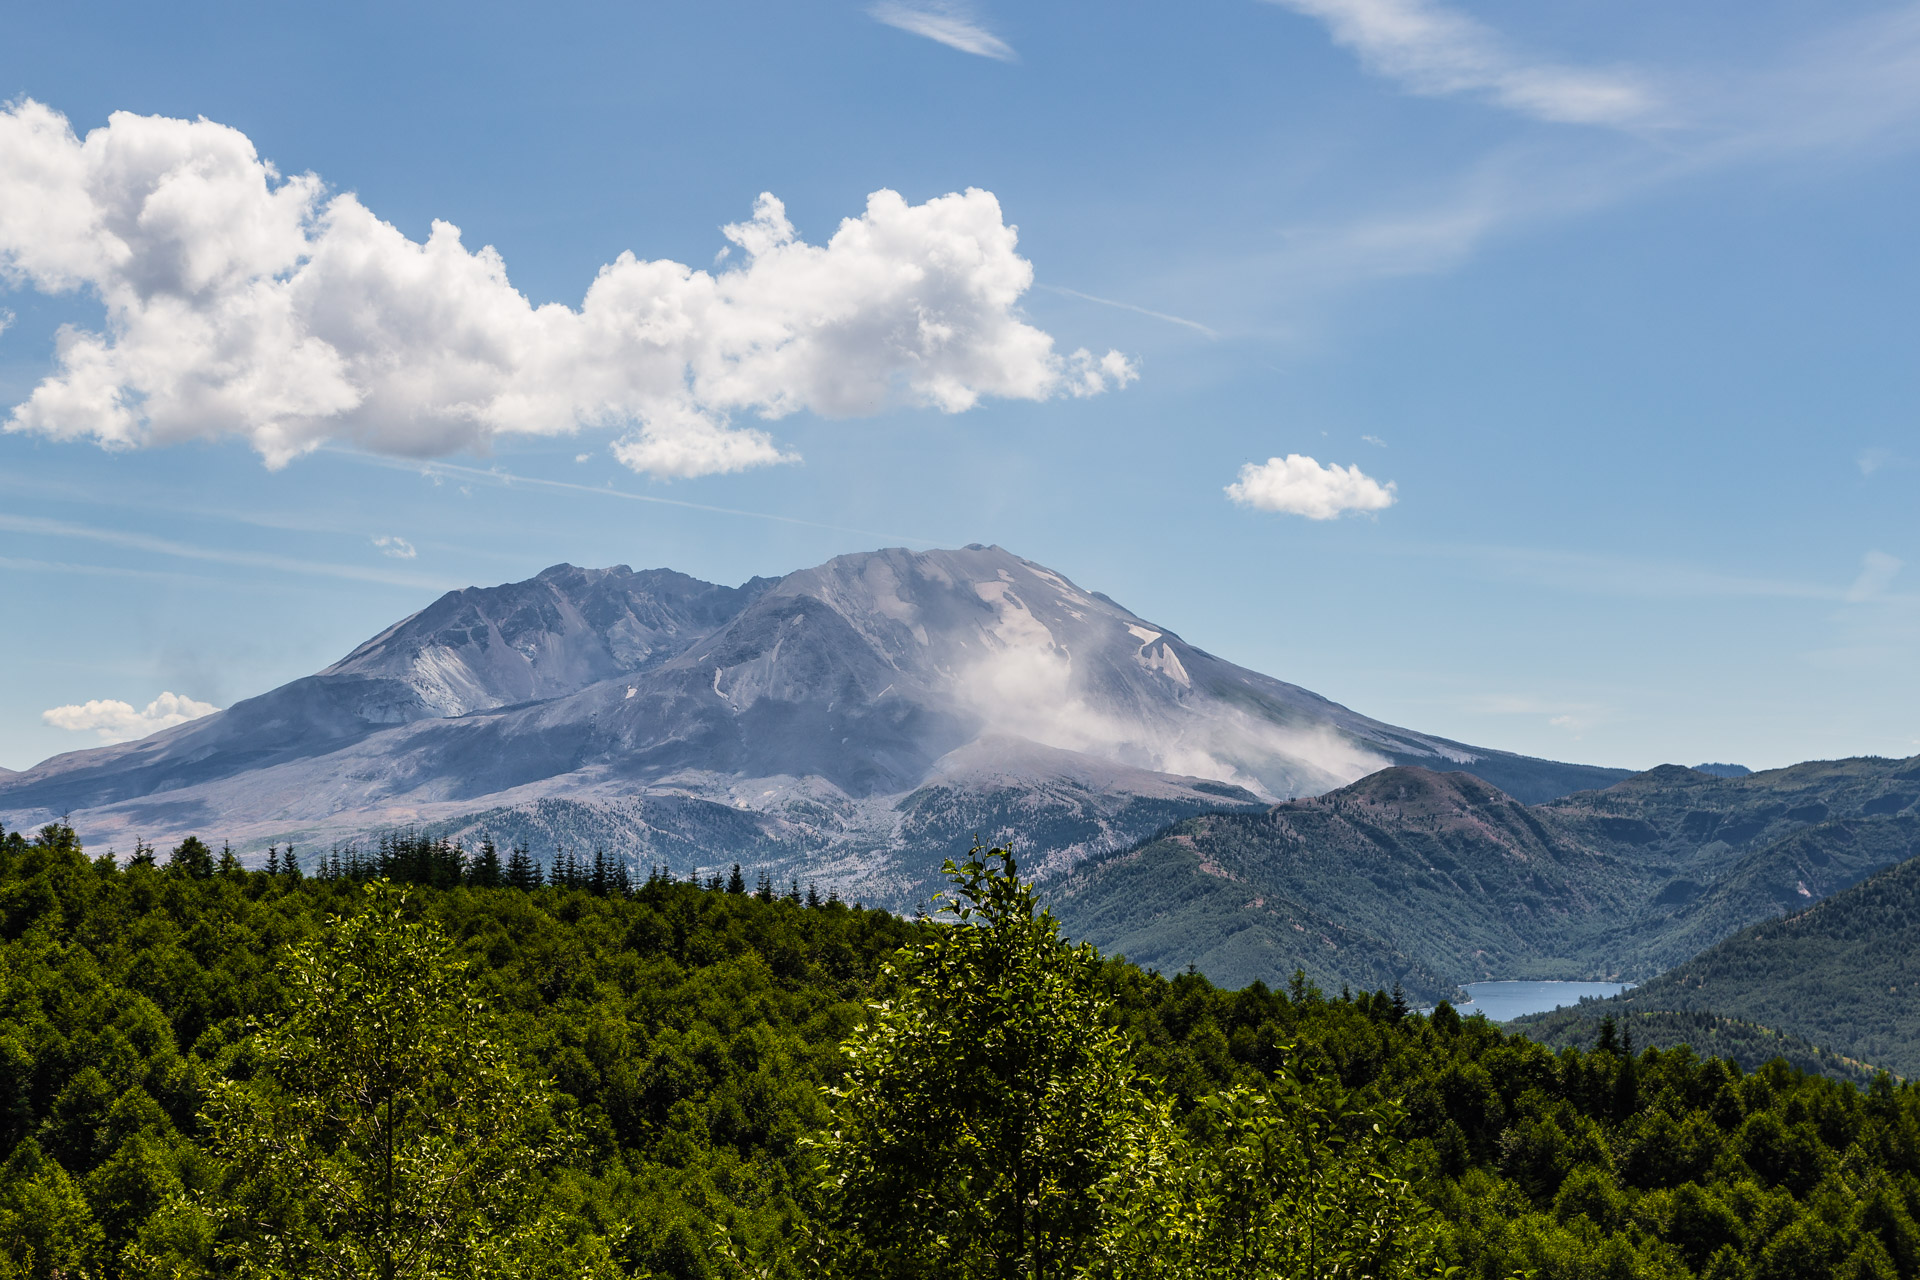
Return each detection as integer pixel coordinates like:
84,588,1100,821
0,819,922,1278
202,883,579,1277
167,836,215,880
5,817,1920,1280
816,847,1155,1279
1518,1009,1888,1086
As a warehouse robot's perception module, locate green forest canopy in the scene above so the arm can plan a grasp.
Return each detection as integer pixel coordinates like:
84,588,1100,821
4,822,1920,1279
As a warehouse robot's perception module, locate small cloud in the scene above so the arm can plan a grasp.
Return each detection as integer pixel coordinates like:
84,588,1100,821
372,535,416,559
1361,434,1387,447
43,691,219,743
1464,693,1607,735
0,307,13,336
1225,453,1397,519
1845,549,1902,603
870,1,1016,61
1857,447,1902,477
574,452,591,463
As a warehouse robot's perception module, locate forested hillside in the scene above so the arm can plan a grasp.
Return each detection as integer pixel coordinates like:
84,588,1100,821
1522,847,1920,1079
1049,757,1920,997
6,821,1920,1279
1515,1010,1888,1087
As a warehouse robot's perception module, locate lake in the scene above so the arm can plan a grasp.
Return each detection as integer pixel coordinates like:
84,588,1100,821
1451,980,1632,1023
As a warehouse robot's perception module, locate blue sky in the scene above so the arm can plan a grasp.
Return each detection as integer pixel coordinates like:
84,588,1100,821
2,0,1916,774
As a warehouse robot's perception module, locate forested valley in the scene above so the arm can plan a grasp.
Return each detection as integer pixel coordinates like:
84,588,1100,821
6,821,1920,1280
1520,844,1920,1080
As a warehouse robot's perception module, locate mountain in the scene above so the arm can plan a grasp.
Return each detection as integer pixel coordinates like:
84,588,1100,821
1516,828,1920,1077
1048,757,1920,1001
0,545,1624,904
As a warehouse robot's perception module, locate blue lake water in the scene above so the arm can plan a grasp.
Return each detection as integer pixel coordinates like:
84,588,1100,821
1451,980,1632,1023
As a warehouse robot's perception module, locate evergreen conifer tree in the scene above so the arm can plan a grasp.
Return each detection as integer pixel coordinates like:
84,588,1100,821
470,839,503,889
168,836,215,879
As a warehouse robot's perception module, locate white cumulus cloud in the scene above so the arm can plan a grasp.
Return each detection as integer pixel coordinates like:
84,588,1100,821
1265,0,1656,126
372,534,416,559
0,101,1127,477
1225,453,1398,519
870,2,1016,61
43,691,219,743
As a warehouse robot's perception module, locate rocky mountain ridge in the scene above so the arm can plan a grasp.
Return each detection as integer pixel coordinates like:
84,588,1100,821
1,545,1628,905
1050,755,1920,999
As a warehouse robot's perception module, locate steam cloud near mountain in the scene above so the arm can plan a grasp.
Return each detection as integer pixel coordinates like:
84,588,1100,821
953,580,1391,795
0,101,1133,477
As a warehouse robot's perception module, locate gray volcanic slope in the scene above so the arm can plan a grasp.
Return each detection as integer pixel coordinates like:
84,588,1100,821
0,545,1626,904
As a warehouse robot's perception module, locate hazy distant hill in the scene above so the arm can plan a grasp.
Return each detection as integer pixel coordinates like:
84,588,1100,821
1518,830,1920,1077
0,545,1623,905
1048,758,1920,1001
1692,763,1751,778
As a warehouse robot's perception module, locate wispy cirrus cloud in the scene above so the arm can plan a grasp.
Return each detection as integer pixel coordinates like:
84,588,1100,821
1234,4,1920,311
1039,285,1218,339
869,2,1016,62
1846,550,1904,603
0,513,449,589
340,451,946,547
1263,0,1657,126
1404,540,1919,606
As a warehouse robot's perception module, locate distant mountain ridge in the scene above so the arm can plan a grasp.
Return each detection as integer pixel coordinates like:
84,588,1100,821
0,545,1625,903
1049,756,1920,1000
1692,762,1751,778
1517,825,1920,1077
